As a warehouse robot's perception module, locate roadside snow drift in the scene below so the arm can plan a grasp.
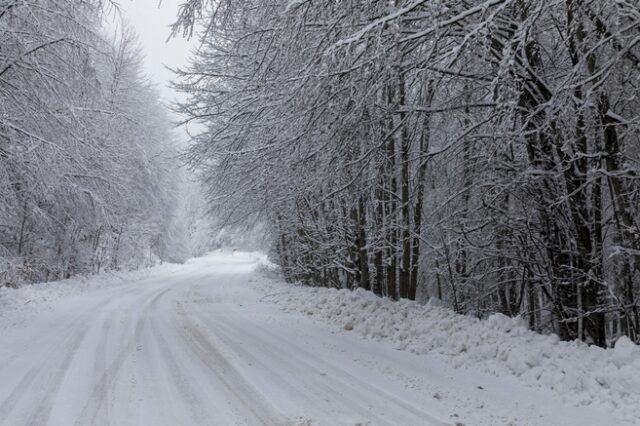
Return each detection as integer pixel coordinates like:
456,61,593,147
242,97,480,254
264,283,640,425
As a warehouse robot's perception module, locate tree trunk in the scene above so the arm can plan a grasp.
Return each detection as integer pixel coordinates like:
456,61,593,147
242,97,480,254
398,75,411,300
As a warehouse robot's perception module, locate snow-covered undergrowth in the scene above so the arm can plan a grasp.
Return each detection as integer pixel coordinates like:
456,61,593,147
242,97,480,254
263,282,640,424
0,264,180,331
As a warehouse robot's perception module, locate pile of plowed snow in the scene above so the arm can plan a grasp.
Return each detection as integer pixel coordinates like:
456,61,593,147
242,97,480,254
263,284,640,424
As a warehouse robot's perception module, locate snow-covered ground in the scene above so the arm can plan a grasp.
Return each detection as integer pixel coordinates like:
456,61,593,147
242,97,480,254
0,251,634,425
0,263,182,332
263,279,640,425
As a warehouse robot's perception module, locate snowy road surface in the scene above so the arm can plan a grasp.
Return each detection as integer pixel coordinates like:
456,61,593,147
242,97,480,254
0,253,619,426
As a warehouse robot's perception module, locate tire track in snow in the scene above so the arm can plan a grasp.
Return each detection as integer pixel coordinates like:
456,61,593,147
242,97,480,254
73,318,133,426
23,328,88,426
197,308,450,426
73,287,172,426
0,287,135,425
214,319,418,425
0,367,40,424
0,283,142,370
173,300,289,426
147,312,215,425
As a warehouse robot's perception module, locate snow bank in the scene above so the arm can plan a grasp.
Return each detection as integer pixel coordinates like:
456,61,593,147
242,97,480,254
0,264,180,331
262,284,640,424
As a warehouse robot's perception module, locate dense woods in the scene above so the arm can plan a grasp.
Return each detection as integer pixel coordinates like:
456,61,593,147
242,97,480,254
0,0,194,286
176,0,640,347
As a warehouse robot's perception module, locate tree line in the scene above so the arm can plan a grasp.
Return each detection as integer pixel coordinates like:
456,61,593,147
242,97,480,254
175,0,640,347
0,0,194,286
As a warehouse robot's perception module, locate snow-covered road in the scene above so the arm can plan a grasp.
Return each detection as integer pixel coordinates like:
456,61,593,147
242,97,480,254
0,253,619,425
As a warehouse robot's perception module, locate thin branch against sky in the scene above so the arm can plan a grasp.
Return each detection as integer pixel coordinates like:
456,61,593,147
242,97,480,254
103,1,203,145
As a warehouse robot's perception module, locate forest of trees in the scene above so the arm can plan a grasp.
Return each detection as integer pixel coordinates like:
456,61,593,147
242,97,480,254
0,0,202,286
175,0,640,347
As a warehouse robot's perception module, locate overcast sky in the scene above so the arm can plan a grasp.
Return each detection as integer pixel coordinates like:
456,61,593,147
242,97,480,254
106,1,197,140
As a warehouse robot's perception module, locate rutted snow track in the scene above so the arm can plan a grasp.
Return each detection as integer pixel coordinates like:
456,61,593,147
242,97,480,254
0,253,620,425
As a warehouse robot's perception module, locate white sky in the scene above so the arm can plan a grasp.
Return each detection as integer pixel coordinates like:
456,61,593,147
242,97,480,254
105,1,198,141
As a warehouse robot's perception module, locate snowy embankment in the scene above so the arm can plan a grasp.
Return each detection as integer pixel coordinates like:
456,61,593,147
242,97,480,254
0,263,181,331
260,279,640,425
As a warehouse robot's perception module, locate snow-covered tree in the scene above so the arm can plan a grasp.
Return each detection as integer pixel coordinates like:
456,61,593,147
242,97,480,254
175,0,640,347
0,1,192,286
